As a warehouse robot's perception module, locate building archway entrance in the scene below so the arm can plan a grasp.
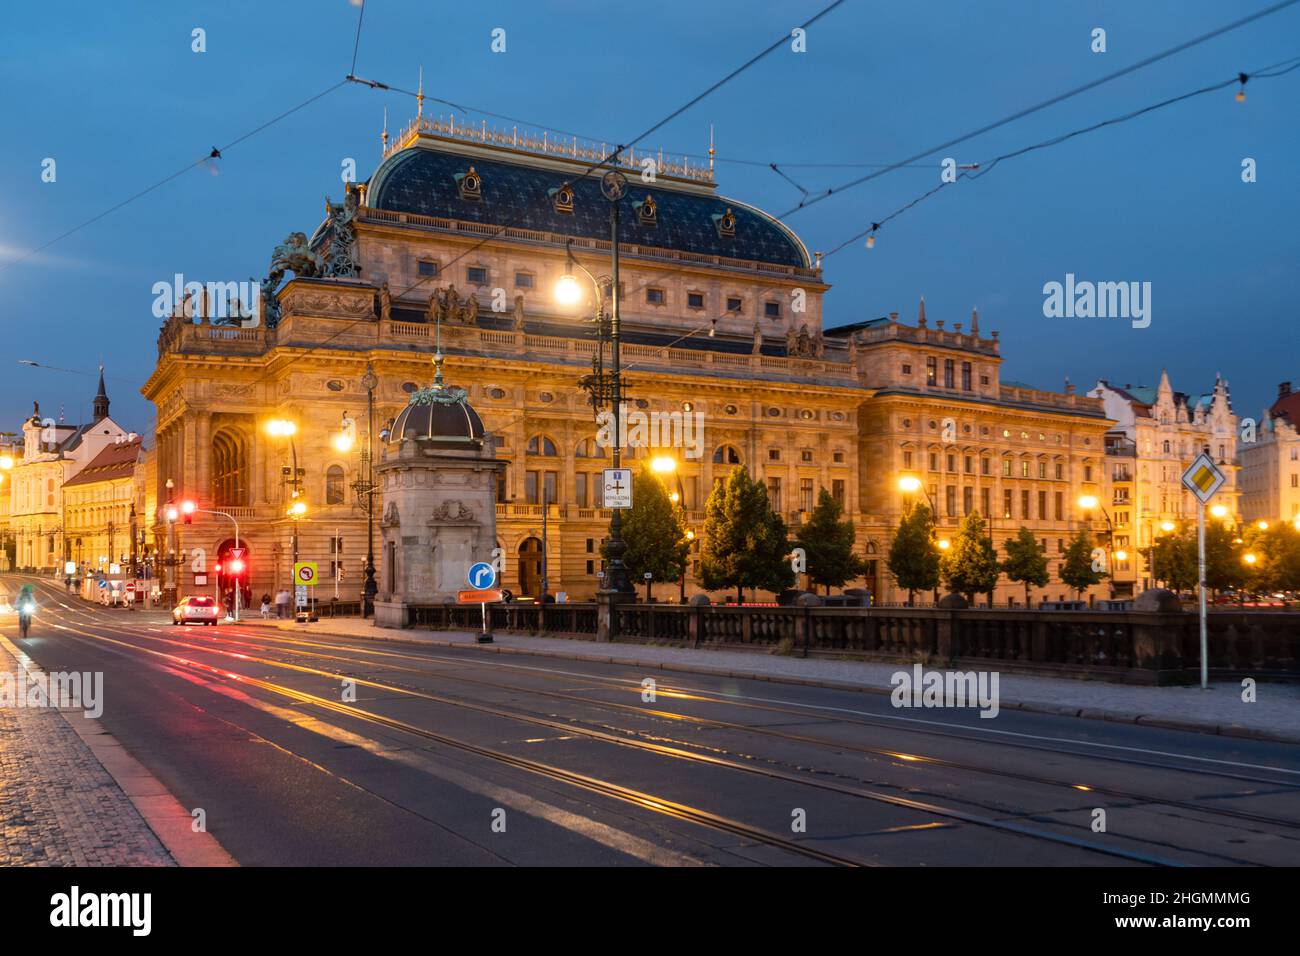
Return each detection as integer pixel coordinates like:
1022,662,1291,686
518,537,543,597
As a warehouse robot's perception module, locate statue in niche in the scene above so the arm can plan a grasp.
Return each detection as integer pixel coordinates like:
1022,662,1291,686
512,294,526,331
378,282,391,322
752,322,762,355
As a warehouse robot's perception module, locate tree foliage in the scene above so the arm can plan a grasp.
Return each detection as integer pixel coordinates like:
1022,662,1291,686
887,501,940,604
795,489,868,593
614,466,690,589
699,465,795,602
1060,527,1105,597
1001,527,1049,607
939,510,1000,602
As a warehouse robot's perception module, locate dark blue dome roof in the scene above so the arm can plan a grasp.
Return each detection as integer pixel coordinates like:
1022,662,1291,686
368,145,809,269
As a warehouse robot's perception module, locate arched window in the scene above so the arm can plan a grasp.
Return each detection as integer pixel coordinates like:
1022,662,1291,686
212,429,248,506
712,444,741,465
574,438,606,458
526,435,558,456
326,465,345,504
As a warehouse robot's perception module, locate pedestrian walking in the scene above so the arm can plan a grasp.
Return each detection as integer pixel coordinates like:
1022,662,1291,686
276,588,290,619
260,593,271,619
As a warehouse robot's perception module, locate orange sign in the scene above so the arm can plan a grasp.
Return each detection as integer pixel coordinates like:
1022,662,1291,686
458,589,504,604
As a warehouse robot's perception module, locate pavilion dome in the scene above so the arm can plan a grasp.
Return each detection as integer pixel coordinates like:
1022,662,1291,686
389,376,485,448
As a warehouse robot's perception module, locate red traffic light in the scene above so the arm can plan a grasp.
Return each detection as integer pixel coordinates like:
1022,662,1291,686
181,500,196,524
214,563,222,574
228,558,245,575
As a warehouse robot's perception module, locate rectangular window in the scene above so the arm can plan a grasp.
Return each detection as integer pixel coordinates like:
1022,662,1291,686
769,448,781,462
943,359,955,388
801,450,813,463
981,458,990,476
687,292,704,309
981,488,990,516
832,479,845,508
1021,489,1031,519
946,485,957,517
963,486,973,515
575,473,588,507
964,455,973,474
929,452,939,471
646,288,665,305
947,454,956,472
467,266,488,285
1002,459,1011,477
543,471,557,506
765,301,781,318
417,260,439,277
767,477,782,512
525,470,538,504
1054,491,1064,520
902,363,912,375
926,357,937,385
800,478,814,512
727,297,743,313
903,451,913,469
1084,465,1093,482
1038,462,1047,478
586,560,594,575
514,272,534,288
1003,489,1013,519
586,538,595,554
1021,461,1030,478
833,451,845,463
1038,490,1047,519
980,375,990,386
329,536,344,579
961,362,972,391
1055,463,1063,480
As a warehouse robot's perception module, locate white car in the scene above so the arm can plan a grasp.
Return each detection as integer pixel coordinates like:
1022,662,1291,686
173,595,223,625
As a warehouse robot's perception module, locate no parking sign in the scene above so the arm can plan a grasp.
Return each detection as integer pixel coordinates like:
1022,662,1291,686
294,562,318,586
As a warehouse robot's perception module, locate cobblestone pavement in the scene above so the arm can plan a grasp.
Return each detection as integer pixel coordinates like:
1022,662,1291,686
0,644,174,866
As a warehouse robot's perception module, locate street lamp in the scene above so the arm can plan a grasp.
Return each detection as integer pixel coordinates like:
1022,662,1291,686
1078,493,1116,598
360,365,379,616
555,168,635,634
267,418,304,591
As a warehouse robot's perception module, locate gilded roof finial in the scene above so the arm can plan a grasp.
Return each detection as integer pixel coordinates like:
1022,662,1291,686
381,106,389,154
708,124,715,174
416,66,424,120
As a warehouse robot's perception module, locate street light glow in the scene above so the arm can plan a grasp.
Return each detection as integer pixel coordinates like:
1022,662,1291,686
1210,504,1228,519
288,497,308,517
1243,552,1258,565
938,538,951,551
1160,521,1176,532
1077,494,1098,510
1114,550,1128,562
0,455,13,469
651,455,677,474
898,475,922,493
267,419,297,438
1257,520,1269,530
181,500,196,515
333,432,354,452
554,273,583,306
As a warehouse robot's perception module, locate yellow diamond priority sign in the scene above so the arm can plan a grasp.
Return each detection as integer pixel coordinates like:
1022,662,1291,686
1181,453,1225,504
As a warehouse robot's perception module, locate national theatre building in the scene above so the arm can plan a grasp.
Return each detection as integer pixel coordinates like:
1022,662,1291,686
144,112,1113,607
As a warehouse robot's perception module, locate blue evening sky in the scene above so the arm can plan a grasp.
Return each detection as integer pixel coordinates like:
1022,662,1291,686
1,0,1296,435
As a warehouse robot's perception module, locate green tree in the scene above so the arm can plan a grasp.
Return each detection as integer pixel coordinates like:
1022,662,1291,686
795,489,868,594
1001,526,1049,608
887,501,939,605
610,466,689,597
1241,521,1300,593
699,465,795,603
1203,521,1244,595
1142,526,1197,592
1060,527,1105,598
940,510,1000,603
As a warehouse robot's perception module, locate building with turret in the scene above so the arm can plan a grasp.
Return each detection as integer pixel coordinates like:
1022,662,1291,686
1088,371,1238,594
10,369,136,571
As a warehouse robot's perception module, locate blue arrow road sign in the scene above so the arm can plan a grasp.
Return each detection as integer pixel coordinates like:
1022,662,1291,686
468,562,496,589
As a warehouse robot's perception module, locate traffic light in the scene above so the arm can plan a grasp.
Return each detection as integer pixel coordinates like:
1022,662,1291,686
181,500,196,525
228,558,245,576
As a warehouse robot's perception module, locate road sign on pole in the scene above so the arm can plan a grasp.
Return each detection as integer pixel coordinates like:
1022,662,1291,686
602,468,633,509
294,562,318,586
467,562,496,590
1181,454,1226,690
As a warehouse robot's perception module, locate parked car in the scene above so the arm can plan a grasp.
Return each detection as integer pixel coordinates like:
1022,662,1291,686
173,595,223,625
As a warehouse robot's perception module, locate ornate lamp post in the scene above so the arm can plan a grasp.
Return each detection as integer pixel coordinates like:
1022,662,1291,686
360,365,380,615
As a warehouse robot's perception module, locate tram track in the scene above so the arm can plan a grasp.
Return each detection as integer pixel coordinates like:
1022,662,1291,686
33,614,1247,865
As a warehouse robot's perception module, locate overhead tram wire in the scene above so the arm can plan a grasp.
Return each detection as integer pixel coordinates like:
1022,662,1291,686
350,0,367,77
778,0,1300,218
0,79,349,275
823,51,1300,256
625,52,1300,369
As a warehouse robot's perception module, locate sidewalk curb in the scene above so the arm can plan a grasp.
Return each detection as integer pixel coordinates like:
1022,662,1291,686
0,633,238,867
236,620,1300,747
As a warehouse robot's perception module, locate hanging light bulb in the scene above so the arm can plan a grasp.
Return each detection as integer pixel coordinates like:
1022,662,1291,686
866,223,880,249
1235,73,1248,102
